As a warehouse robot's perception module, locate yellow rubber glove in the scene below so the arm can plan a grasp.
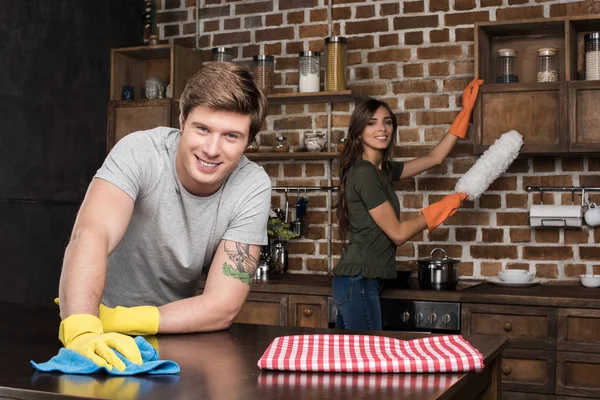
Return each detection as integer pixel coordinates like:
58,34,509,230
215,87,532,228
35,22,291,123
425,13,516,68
420,193,467,232
448,78,484,139
54,298,160,336
59,314,143,371
58,375,141,399
99,305,160,336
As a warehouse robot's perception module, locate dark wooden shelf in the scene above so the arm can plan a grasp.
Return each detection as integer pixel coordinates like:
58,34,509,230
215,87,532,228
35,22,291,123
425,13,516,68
244,152,339,161
267,90,367,105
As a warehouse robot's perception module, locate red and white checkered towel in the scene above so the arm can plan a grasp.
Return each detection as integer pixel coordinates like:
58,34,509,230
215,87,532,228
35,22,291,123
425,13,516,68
257,334,484,373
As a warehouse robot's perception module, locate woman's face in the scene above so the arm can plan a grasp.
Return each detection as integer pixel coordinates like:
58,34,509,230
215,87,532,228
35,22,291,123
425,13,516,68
360,106,394,152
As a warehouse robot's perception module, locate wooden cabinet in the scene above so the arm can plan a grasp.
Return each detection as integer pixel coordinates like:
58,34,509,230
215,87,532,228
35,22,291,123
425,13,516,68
234,292,288,326
461,304,557,350
501,348,556,394
288,294,328,328
558,308,600,353
107,99,175,152
474,16,600,155
107,44,203,152
556,351,600,398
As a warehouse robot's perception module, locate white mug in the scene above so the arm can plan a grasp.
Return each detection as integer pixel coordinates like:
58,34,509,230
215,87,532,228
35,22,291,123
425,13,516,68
585,203,600,227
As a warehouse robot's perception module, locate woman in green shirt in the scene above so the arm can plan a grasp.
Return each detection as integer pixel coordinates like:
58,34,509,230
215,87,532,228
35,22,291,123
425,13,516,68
333,78,483,330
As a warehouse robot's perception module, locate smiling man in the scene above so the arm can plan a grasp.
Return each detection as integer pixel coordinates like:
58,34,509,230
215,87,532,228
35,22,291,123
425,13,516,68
56,62,271,370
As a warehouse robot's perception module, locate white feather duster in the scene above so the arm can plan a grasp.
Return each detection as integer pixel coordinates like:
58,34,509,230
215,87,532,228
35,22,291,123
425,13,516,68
455,130,523,200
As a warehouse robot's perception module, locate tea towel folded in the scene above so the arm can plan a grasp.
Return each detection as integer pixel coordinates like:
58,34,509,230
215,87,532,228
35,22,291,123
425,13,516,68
31,336,180,375
257,334,484,373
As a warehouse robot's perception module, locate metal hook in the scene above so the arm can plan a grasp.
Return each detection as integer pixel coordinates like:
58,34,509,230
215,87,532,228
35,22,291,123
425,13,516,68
540,188,544,205
582,188,588,208
284,189,289,223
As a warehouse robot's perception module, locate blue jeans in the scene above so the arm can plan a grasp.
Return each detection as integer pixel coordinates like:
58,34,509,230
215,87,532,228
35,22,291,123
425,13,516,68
332,275,383,331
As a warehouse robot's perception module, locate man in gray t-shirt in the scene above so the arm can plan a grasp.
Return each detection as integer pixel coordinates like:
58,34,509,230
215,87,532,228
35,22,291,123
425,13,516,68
56,62,270,371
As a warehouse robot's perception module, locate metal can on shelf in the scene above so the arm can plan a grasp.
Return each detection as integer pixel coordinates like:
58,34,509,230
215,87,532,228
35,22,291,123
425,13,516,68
585,32,600,81
496,48,519,83
252,54,275,94
536,48,559,83
212,47,233,62
298,51,321,93
325,36,347,91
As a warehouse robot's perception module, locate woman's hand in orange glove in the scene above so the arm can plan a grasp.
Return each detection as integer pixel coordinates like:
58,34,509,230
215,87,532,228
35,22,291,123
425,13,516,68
448,78,484,139
420,193,468,232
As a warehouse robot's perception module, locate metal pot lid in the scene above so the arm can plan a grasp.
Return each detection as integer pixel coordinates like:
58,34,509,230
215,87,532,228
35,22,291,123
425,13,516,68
418,248,460,264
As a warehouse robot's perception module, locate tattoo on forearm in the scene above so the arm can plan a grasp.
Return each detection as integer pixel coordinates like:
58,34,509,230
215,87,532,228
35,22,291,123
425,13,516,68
221,241,258,285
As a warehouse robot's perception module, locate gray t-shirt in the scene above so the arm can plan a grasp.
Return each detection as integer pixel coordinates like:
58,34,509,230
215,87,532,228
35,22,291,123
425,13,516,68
94,127,271,307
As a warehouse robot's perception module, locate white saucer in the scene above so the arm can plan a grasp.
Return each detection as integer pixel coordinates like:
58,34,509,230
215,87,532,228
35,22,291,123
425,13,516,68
488,277,540,287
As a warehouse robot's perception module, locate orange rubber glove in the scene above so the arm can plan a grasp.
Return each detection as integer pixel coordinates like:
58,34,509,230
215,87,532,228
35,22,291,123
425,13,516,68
420,193,468,232
448,78,484,139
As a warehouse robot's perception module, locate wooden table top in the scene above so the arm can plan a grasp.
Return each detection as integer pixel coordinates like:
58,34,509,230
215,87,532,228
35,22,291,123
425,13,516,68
0,302,507,400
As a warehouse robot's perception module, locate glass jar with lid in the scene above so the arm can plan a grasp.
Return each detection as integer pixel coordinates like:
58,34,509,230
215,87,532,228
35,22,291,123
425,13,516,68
252,54,275,94
212,47,233,62
496,48,519,83
325,36,347,91
337,137,347,152
273,136,290,153
299,51,321,93
536,48,559,82
586,32,600,81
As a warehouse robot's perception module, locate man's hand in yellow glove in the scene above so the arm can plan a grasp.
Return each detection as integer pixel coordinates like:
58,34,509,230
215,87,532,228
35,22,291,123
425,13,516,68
448,78,484,139
420,193,468,232
54,298,159,336
99,304,160,336
59,314,143,371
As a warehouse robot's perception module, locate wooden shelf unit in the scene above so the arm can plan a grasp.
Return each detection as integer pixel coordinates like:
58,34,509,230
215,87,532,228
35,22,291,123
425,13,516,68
473,15,600,155
267,90,366,105
244,152,339,161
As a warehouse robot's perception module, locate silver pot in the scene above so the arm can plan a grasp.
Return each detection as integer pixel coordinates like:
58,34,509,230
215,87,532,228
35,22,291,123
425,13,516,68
417,248,460,290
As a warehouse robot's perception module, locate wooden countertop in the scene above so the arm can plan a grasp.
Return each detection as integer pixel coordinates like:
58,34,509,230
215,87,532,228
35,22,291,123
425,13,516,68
204,274,600,308
1,302,506,400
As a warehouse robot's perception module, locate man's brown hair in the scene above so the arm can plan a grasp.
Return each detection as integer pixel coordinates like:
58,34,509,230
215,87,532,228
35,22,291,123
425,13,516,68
179,62,267,142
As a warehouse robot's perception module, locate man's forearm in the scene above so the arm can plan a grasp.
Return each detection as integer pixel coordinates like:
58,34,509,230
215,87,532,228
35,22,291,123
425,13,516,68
58,227,108,318
157,292,245,333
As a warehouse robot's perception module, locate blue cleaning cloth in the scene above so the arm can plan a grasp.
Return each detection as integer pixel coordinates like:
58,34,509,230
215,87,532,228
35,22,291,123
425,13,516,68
31,336,180,375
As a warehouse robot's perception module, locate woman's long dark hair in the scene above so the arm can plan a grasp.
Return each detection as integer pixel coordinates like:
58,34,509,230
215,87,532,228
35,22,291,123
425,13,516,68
336,98,397,242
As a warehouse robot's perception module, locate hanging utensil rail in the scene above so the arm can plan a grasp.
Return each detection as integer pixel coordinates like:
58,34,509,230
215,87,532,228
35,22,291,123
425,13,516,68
272,186,337,191
525,186,600,207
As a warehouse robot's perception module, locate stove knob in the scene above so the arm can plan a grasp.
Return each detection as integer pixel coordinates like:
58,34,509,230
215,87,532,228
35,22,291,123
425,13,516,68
416,313,424,323
428,313,437,324
401,311,410,322
441,314,452,325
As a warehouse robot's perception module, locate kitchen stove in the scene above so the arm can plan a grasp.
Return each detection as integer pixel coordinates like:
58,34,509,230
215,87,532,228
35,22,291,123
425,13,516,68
328,280,481,334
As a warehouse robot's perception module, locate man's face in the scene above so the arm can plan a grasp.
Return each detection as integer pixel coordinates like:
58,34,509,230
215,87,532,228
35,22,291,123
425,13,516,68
176,105,251,196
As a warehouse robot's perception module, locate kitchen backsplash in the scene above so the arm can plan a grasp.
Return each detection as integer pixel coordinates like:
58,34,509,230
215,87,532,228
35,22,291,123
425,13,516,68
156,0,600,280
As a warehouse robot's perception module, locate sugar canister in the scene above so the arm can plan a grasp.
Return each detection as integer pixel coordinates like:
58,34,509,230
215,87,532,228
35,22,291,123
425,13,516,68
586,33,600,80
325,36,347,91
299,51,321,93
496,48,519,83
252,54,275,94
212,47,233,62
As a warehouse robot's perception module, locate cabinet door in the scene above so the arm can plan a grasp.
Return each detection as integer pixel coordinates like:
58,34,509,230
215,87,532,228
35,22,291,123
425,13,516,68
558,308,600,353
501,348,556,395
473,83,568,154
234,293,288,326
503,393,555,400
461,304,557,349
107,99,172,152
568,81,600,152
288,295,328,328
556,351,600,398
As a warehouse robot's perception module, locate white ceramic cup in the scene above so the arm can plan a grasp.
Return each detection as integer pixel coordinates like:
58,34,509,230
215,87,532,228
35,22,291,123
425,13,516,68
585,203,600,227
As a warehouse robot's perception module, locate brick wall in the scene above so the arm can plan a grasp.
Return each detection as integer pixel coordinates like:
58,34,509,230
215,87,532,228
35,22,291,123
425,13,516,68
156,0,600,281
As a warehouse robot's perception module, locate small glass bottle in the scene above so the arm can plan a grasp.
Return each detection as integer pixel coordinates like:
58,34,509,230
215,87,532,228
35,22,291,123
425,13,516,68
536,48,559,82
496,48,518,83
586,32,600,81
299,51,321,93
212,47,233,62
245,139,259,153
273,136,290,153
252,54,275,94
325,36,347,91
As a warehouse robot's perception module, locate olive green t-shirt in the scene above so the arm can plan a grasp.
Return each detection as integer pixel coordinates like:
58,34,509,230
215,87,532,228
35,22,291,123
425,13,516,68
333,160,403,279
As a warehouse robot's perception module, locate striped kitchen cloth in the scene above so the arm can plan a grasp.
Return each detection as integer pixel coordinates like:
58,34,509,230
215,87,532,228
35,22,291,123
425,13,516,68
257,334,484,373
